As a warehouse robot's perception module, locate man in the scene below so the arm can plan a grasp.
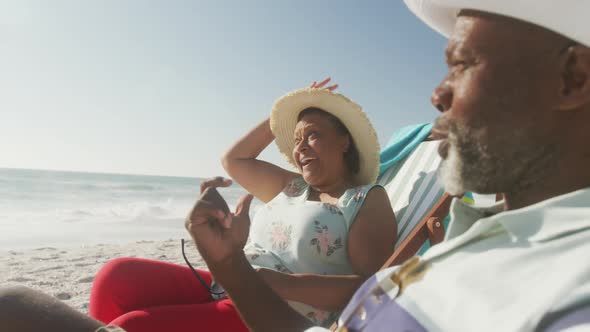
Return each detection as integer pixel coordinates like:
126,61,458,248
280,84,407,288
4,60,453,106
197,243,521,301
0,285,105,332
185,1,590,331
1,1,589,331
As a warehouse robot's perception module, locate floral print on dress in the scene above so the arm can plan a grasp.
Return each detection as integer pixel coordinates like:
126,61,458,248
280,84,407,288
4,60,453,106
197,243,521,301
322,203,343,215
310,220,343,256
353,188,365,202
270,222,293,251
283,177,307,197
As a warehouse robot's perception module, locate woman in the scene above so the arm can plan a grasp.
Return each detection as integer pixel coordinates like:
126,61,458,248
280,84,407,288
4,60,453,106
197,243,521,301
89,78,397,331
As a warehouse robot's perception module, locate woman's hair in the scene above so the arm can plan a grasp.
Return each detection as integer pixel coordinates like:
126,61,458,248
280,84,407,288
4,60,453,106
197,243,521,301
297,107,360,175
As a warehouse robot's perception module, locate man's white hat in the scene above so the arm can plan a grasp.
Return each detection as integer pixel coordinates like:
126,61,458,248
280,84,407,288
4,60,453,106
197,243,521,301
404,0,590,47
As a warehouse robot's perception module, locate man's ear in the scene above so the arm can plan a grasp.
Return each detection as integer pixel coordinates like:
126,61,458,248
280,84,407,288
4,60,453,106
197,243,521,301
558,45,590,110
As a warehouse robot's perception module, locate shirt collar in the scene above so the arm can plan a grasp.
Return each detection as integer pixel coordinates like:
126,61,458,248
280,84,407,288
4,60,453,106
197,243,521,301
447,188,590,242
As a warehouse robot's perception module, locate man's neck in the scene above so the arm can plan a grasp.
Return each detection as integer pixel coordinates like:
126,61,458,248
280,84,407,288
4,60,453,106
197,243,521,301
504,156,590,210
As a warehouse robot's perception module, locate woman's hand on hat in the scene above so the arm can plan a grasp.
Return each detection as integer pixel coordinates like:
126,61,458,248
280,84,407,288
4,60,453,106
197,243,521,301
310,77,338,91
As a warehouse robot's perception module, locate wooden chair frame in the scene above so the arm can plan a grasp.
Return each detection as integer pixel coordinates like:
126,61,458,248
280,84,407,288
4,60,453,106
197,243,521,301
381,192,503,268
381,193,453,268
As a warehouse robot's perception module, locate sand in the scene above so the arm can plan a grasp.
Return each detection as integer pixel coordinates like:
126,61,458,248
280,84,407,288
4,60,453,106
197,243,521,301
0,238,206,313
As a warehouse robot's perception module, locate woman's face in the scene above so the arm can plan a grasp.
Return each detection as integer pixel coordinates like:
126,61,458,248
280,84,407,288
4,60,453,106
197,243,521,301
292,113,350,186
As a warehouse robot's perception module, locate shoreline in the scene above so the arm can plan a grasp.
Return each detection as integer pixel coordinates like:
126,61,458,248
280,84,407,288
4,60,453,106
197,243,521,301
0,238,206,313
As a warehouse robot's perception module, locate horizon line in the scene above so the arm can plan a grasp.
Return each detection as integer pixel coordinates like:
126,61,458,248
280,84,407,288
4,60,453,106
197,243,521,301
0,166,208,180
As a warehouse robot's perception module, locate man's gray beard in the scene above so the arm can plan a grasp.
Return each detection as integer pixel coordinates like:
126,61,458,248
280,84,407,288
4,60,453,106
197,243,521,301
439,140,466,196
437,124,558,196
438,127,509,196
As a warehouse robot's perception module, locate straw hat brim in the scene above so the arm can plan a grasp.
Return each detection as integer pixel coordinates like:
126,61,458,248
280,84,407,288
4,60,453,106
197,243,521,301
270,88,380,186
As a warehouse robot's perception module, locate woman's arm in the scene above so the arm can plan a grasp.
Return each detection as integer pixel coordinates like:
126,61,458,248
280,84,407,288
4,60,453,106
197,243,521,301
258,187,398,312
214,255,314,332
257,268,365,312
221,118,299,203
347,186,398,276
221,78,338,203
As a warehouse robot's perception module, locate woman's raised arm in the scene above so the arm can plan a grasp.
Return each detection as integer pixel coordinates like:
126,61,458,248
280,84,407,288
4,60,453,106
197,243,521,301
221,118,299,203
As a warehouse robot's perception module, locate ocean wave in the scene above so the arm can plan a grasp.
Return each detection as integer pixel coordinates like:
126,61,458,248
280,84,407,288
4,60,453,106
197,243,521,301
1,169,266,247
121,184,161,191
52,199,185,223
4,195,262,226
77,183,163,192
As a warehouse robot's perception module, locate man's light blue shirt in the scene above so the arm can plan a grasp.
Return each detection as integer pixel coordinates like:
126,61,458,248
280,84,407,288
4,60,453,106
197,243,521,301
309,188,590,331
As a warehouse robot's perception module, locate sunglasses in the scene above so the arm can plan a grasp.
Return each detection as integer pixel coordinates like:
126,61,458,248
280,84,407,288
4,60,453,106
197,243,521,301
181,238,227,299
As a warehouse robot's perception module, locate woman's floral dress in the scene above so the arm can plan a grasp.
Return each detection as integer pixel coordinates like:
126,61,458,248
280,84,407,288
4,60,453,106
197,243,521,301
244,176,379,327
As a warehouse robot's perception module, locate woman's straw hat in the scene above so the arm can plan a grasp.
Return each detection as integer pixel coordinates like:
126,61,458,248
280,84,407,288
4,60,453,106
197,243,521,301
270,87,380,185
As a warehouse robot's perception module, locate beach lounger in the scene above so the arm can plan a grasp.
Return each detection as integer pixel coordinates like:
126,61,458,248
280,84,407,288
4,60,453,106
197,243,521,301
328,133,452,330
376,137,453,267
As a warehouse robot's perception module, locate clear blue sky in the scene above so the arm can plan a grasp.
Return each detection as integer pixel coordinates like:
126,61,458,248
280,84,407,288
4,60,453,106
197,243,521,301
1,0,448,178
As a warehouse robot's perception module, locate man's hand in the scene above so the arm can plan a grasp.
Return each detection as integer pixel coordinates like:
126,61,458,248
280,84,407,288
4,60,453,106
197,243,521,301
185,176,254,267
186,177,314,332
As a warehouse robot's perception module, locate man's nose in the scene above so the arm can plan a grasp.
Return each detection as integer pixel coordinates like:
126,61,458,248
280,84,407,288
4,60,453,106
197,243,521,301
431,81,453,113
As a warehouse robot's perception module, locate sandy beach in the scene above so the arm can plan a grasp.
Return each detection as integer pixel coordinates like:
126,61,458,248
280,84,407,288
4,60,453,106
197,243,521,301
0,238,206,314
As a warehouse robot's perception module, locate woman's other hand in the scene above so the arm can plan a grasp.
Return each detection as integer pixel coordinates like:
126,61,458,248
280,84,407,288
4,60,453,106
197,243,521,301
310,77,339,91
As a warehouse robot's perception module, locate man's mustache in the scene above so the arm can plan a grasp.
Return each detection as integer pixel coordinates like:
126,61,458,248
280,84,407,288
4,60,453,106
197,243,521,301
431,116,452,140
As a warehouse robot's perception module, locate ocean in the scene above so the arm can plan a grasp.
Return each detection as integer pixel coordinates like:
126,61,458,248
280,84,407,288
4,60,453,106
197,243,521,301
0,168,256,250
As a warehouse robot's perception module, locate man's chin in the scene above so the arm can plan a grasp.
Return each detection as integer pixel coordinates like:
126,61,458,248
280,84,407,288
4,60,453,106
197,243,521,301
438,143,467,196
438,139,450,160
439,160,466,196
439,152,499,196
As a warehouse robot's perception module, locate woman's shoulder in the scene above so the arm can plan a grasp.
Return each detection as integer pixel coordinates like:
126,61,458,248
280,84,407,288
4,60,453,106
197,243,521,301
341,183,382,205
337,183,385,228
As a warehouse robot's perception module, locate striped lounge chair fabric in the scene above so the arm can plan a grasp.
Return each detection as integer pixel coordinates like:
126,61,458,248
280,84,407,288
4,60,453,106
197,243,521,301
377,140,444,249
